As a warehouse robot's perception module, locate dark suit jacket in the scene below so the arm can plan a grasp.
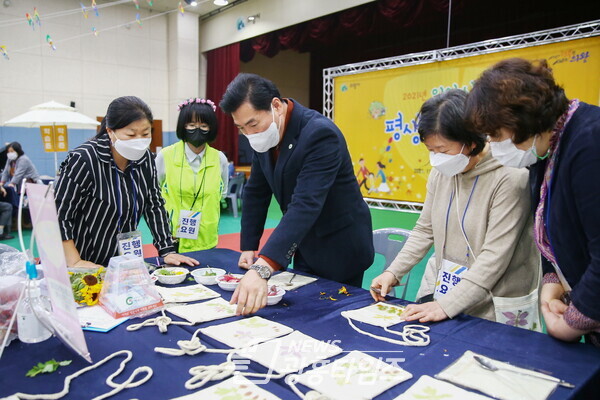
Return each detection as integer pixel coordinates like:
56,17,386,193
240,100,374,282
530,102,600,322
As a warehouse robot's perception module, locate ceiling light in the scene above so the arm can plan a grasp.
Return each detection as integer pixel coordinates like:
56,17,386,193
247,13,260,24
213,0,229,6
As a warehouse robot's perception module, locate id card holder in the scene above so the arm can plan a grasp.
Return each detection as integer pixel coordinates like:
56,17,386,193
116,230,143,258
176,210,201,240
433,259,468,300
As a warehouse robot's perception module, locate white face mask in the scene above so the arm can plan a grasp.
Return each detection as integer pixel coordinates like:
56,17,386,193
429,144,470,177
111,133,151,161
246,106,281,153
6,152,17,161
489,137,539,168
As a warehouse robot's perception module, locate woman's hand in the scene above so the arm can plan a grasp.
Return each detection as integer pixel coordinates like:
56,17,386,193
541,301,586,342
404,301,448,323
370,271,398,302
540,282,564,305
163,253,199,267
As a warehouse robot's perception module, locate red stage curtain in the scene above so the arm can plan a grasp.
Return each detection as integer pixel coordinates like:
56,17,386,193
206,42,240,164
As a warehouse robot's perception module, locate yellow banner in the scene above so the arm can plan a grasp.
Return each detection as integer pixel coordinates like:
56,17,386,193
334,36,600,203
40,125,68,152
54,125,68,152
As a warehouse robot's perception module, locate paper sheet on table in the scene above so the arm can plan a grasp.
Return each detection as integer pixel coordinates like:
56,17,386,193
393,375,491,399
77,305,128,333
435,351,558,400
267,271,317,290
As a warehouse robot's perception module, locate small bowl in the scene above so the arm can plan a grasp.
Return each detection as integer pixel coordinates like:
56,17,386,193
267,286,286,305
191,267,226,285
215,273,243,291
152,267,188,284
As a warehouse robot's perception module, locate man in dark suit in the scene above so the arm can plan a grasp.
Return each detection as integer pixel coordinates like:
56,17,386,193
220,73,374,315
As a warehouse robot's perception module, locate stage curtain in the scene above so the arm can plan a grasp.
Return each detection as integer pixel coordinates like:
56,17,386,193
206,42,240,164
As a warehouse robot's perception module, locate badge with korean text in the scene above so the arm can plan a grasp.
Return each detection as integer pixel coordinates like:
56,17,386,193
116,230,143,258
433,259,468,300
176,210,201,239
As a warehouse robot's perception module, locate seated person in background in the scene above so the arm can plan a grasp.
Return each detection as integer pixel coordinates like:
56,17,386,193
371,89,541,326
54,96,198,268
155,97,229,253
0,201,13,240
0,142,41,190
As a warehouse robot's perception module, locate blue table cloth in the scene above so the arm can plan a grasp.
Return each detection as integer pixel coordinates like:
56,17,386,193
1,248,599,399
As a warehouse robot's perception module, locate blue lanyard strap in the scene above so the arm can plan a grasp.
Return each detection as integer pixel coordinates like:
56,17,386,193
444,175,479,259
113,164,138,233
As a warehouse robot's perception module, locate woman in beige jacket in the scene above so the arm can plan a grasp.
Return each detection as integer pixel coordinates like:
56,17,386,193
371,89,540,324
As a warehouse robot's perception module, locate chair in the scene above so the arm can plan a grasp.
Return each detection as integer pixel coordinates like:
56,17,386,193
372,227,412,299
225,173,245,218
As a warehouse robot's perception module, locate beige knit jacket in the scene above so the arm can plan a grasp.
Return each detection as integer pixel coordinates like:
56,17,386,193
387,152,541,321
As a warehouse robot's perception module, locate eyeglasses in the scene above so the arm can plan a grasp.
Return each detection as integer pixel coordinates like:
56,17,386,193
185,123,209,130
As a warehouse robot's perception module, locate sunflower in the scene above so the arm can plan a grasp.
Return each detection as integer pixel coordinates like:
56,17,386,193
69,267,105,306
79,283,102,306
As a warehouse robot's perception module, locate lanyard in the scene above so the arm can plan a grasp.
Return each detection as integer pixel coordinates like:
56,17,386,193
443,175,479,262
113,164,138,233
179,142,208,211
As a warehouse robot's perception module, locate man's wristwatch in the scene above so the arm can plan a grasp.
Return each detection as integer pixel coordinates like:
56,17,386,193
249,264,272,280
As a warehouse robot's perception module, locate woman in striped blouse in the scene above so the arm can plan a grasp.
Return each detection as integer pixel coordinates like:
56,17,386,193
54,96,198,268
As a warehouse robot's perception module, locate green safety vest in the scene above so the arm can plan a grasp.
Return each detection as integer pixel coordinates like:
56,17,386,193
160,142,222,252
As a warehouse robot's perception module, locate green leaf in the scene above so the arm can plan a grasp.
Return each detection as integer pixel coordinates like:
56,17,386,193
26,359,72,378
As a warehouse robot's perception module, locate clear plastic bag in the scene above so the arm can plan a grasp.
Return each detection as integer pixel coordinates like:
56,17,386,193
98,254,163,319
0,245,27,349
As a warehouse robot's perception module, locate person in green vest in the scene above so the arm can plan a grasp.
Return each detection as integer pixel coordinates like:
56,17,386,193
156,98,229,253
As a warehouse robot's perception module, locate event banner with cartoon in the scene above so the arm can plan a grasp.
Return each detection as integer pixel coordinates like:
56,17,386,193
334,36,600,203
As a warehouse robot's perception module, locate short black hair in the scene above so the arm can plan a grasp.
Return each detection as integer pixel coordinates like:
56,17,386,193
220,73,281,114
418,89,486,156
8,142,24,157
96,96,153,138
176,102,218,142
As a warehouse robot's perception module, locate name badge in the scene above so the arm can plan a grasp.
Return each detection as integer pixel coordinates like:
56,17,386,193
433,259,468,300
116,230,143,258
176,210,201,240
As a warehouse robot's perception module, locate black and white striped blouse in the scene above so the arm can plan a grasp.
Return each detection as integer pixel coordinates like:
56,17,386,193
54,133,175,266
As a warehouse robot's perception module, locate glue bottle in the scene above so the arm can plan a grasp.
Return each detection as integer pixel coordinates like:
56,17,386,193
17,261,52,344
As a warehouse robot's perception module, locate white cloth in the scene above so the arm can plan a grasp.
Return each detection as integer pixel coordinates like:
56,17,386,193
155,284,220,303
166,298,237,324
294,350,412,400
155,143,229,198
171,376,282,400
394,375,492,400
436,351,558,400
236,331,343,375
200,316,293,348
267,272,318,291
340,302,406,328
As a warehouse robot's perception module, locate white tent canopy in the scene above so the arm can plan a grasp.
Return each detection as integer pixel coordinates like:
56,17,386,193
3,101,100,175
4,101,100,129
